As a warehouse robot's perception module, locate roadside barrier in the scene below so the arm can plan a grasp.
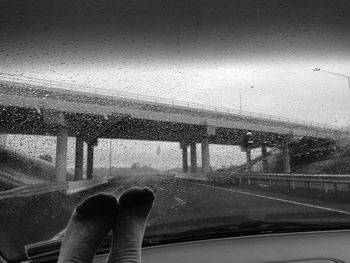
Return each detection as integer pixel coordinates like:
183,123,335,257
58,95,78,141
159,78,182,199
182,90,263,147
0,182,68,200
233,173,350,195
0,176,111,200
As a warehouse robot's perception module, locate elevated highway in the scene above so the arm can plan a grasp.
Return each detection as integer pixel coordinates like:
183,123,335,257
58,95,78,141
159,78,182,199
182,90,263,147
0,74,348,182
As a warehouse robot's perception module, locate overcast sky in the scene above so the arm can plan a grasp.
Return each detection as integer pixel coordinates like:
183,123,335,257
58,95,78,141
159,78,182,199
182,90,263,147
1,0,350,126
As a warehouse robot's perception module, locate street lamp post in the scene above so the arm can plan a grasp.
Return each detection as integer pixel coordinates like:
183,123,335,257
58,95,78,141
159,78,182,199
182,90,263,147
313,68,350,91
239,86,254,114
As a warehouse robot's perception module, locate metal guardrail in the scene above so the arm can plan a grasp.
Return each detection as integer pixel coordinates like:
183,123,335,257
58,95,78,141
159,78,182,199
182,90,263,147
0,73,339,130
0,177,110,199
0,182,69,200
233,173,350,195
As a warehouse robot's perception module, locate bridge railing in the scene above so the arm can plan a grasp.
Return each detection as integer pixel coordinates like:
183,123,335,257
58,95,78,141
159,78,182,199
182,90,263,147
233,173,350,195
0,73,338,130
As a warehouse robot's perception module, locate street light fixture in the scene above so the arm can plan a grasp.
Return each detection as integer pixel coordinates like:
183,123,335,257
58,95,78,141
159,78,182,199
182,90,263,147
313,68,350,91
239,86,254,114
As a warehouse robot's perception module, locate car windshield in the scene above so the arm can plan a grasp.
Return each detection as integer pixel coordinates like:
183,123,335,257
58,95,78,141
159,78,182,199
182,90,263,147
1,0,350,262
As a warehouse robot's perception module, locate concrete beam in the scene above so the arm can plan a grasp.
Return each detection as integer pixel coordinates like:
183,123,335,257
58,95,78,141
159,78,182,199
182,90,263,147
190,142,197,173
84,114,129,143
261,145,269,173
1,94,339,139
42,109,66,126
206,126,216,136
246,148,252,174
0,134,7,147
181,144,188,173
74,137,84,181
86,142,95,179
283,144,291,173
55,127,68,182
201,137,210,174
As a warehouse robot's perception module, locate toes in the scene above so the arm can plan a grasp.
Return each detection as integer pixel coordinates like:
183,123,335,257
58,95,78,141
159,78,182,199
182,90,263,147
76,193,118,216
119,187,155,207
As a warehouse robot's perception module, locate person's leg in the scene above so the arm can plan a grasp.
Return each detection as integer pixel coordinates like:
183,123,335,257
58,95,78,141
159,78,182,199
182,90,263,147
107,187,155,263
58,193,118,263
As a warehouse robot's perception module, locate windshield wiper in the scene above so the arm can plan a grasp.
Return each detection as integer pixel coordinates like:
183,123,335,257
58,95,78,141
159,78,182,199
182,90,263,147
143,221,350,245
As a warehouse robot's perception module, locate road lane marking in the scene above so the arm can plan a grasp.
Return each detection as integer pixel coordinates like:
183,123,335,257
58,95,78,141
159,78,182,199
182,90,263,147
192,183,350,215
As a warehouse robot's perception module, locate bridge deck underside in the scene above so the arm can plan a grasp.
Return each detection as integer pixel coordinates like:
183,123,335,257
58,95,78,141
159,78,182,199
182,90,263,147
0,106,289,147
0,82,341,139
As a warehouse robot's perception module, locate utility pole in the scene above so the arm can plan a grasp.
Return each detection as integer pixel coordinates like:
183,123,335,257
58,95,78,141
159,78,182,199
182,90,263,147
238,86,254,114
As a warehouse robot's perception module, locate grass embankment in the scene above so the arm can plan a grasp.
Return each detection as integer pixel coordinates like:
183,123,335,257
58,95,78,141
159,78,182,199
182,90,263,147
0,146,55,181
0,146,75,190
293,144,350,174
294,157,350,174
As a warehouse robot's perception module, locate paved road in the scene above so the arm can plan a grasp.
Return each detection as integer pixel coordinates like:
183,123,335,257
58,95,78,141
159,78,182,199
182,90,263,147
1,177,350,261
107,178,350,235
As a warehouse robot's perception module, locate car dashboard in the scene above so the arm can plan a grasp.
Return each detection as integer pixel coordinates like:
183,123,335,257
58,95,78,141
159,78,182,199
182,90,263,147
92,230,350,263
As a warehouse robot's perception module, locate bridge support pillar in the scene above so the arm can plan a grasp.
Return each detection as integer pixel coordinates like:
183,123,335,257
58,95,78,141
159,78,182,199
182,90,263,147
246,148,252,173
0,134,8,148
190,142,197,173
261,145,269,173
180,142,188,173
74,137,84,181
87,140,97,179
201,137,210,174
283,144,291,174
55,127,68,182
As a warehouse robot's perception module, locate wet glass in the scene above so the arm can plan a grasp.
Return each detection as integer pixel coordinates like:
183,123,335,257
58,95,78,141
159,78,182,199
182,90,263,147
0,0,350,262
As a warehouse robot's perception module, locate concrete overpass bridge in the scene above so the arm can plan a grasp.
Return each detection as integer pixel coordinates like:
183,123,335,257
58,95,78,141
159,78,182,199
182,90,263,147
0,74,348,181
